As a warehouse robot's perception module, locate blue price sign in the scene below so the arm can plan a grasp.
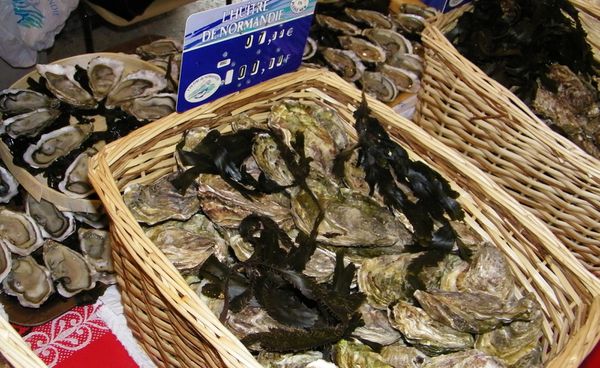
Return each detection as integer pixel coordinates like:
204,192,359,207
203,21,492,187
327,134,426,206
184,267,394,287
176,0,317,112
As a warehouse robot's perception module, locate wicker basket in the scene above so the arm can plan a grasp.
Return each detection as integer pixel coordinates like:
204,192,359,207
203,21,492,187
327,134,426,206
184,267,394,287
416,24,600,277
0,317,45,367
88,68,600,367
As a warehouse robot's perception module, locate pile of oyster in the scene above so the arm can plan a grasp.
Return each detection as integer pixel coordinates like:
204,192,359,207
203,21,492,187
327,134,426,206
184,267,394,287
125,97,543,367
0,165,114,308
304,2,434,109
135,38,183,91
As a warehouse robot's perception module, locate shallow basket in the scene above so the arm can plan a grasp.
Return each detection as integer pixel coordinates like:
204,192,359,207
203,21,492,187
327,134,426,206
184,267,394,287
88,69,600,367
416,24,600,277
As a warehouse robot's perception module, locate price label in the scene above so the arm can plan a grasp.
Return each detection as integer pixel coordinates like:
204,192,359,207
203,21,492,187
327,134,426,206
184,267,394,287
177,0,317,112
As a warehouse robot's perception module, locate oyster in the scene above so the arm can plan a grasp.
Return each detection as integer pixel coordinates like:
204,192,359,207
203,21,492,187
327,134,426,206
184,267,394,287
345,8,395,29
105,69,167,109
304,246,337,283
321,48,366,82
388,300,474,354
379,65,419,93
380,343,429,368
315,14,361,35
352,303,403,345
421,350,507,368
226,305,291,342
393,14,426,34
459,244,516,300
257,351,323,368
58,147,99,199
74,207,107,229
252,133,295,187
43,240,96,297
144,213,228,273
363,29,413,58
333,339,392,368
439,255,470,292
362,71,399,102
36,64,97,109
451,221,484,253
0,89,59,115
357,253,422,309
25,195,76,241
123,173,201,225
396,4,437,19
121,93,176,121
0,166,19,203
413,290,539,334
0,208,44,256
387,53,423,77
2,108,61,138
2,255,54,308
23,123,93,169
0,241,10,283
339,36,387,64
87,56,125,101
303,37,318,61
136,38,182,59
78,228,115,284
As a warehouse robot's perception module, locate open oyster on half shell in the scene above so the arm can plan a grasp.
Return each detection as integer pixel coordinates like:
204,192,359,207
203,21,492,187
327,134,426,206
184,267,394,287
43,240,96,298
87,56,125,101
321,48,366,82
0,207,44,256
58,146,100,199
23,123,93,169
120,93,176,121
2,255,54,308
78,228,115,284
0,89,59,115
105,69,167,109
2,108,61,139
25,195,76,241
36,64,97,109
0,166,19,203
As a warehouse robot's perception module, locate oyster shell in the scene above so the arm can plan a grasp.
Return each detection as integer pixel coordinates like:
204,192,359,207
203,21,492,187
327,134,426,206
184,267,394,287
0,166,19,203
73,206,107,229
357,253,422,309
2,108,61,138
226,305,291,342
144,213,228,273
363,29,413,58
421,350,507,368
78,228,115,284
58,146,99,199
396,4,437,19
387,53,423,77
87,56,125,101
338,36,387,63
0,208,44,256
414,290,539,334
459,244,516,300
136,38,182,59
321,48,366,82
380,343,429,368
105,69,167,109
0,89,59,115
315,14,361,35
36,64,97,109
43,240,96,297
392,14,426,34
379,65,419,93
2,255,54,308
451,221,484,253
252,133,295,187
304,246,338,283
333,339,393,368
25,195,76,241
362,71,399,102
352,303,403,345
123,173,201,225
388,300,474,354
257,351,323,368
23,123,93,169
0,241,10,283
303,37,318,61
345,8,395,29
120,93,176,121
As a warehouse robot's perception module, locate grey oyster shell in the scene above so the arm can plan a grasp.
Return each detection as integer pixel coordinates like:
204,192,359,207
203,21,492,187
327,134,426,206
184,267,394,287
25,195,76,241
392,13,426,34
352,303,403,346
226,306,291,343
87,56,125,101
357,253,422,308
380,343,429,368
144,213,228,273
43,240,96,298
303,37,318,61
379,65,419,93
413,290,539,334
2,255,54,308
451,220,484,253
345,8,395,29
338,36,387,63
223,229,254,262
120,93,176,121
388,301,474,355
0,89,59,115
58,147,99,199
315,14,361,35
0,166,19,203
36,64,97,109
2,108,61,138
363,29,413,58
78,228,115,284
459,243,516,300
0,208,44,256
136,38,182,59
421,350,507,368
321,48,366,82
333,339,393,368
123,173,201,225
439,255,470,292
105,69,167,109
197,174,292,229
252,133,295,187
257,351,323,368
23,123,93,169
303,246,337,283
0,241,10,283
362,71,399,102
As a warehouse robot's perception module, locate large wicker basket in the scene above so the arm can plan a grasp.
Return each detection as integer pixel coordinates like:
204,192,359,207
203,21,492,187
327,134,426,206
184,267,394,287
88,69,600,367
0,317,45,367
416,23,600,277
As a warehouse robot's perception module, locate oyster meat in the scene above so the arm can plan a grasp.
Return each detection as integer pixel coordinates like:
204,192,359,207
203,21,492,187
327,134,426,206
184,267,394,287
0,89,59,115
338,36,387,64
345,8,395,29
2,255,54,308
25,195,76,241
78,228,115,284
321,48,366,82
58,146,99,199
105,69,167,108
123,173,201,225
0,241,10,283
388,300,474,355
36,64,97,109
0,208,44,256
2,108,61,138
362,71,399,102
333,339,393,368
120,93,176,121
387,53,423,77
392,13,426,34
380,343,429,368
87,56,125,101
363,29,413,58
23,123,93,169
0,166,19,203
379,65,419,93
315,14,361,35
43,240,96,297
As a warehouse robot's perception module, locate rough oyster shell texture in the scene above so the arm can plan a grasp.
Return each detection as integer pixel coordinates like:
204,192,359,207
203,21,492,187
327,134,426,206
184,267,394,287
36,64,97,109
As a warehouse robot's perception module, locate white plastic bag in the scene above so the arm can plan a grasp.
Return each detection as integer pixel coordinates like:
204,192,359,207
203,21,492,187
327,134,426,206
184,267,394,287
0,0,79,68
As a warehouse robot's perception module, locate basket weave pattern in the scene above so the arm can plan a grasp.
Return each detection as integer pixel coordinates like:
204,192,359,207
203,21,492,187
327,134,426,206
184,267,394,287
89,69,600,367
416,25,600,277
